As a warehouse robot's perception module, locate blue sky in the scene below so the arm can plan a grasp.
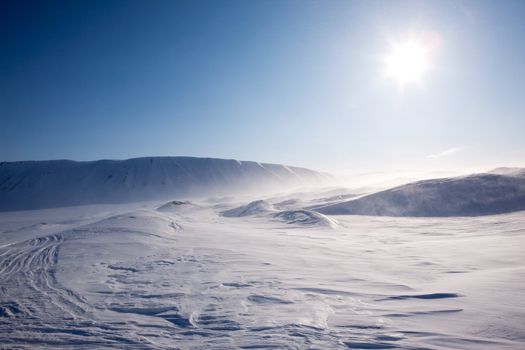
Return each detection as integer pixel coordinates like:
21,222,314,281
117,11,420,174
1,0,524,175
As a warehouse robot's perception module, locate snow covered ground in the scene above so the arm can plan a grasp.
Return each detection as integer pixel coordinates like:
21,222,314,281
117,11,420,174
317,171,525,217
1,192,524,349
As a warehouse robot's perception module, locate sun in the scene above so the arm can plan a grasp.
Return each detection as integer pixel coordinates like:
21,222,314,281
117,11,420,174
383,32,440,88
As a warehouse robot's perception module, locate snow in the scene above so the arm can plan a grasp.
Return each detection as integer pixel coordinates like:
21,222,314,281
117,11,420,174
489,167,525,177
1,192,524,349
0,157,337,211
157,200,195,213
273,209,338,228
222,200,275,217
1,163,525,348
317,171,525,217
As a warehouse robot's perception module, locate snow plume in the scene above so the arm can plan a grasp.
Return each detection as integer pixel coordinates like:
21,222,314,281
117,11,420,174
427,147,463,159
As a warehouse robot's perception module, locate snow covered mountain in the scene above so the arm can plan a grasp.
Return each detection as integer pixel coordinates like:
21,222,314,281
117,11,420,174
317,170,525,217
0,157,336,211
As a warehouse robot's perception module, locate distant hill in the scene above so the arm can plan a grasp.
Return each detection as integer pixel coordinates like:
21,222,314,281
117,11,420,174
488,167,525,177
316,170,525,217
0,157,336,211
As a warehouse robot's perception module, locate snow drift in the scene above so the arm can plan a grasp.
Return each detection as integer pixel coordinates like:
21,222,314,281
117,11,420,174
222,200,275,217
0,157,335,211
1,186,525,349
273,209,337,228
157,200,195,213
317,171,525,217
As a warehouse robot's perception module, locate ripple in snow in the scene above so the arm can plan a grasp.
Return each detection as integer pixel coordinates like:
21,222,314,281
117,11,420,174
222,200,275,217
273,210,338,228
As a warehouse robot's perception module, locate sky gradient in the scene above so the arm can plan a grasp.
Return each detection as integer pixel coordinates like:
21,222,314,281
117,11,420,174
1,0,524,176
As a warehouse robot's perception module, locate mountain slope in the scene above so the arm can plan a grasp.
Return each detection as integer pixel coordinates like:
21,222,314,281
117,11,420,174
0,157,335,211
316,171,525,217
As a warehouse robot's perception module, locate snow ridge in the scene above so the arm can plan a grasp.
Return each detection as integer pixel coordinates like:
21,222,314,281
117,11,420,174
317,171,525,217
0,157,336,211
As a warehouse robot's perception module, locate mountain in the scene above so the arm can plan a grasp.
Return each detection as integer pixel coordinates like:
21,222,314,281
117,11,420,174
488,167,525,177
316,170,525,217
0,157,336,211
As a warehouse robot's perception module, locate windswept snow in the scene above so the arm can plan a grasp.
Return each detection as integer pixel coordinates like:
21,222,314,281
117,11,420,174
0,157,336,211
1,196,524,349
489,167,525,177
222,198,338,228
222,200,275,217
273,209,338,228
156,200,195,213
1,164,525,349
317,171,525,217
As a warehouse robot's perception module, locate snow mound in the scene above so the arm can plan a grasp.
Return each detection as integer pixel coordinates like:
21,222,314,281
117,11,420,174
317,172,525,217
157,200,194,212
274,210,337,228
273,198,302,210
222,200,275,217
91,210,183,232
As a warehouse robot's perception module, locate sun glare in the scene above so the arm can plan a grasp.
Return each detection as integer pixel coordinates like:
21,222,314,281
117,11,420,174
384,32,441,88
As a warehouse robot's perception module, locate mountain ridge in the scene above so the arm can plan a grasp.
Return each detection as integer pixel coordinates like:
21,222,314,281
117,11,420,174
0,156,336,211
316,170,525,217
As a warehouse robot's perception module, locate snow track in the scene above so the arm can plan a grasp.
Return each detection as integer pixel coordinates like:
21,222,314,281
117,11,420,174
0,232,91,347
0,229,167,349
0,203,524,349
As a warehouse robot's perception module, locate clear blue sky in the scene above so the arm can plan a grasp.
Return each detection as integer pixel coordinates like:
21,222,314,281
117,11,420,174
1,0,524,175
